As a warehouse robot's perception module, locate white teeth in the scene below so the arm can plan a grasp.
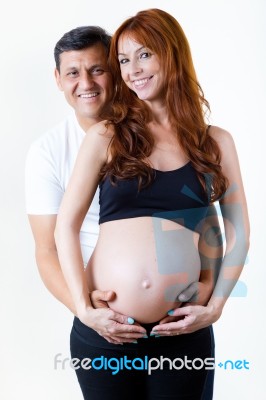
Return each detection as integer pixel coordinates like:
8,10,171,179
79,93,98,98
134,78,150,87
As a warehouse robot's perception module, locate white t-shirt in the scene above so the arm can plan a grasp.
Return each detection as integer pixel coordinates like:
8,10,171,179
25,113,99,264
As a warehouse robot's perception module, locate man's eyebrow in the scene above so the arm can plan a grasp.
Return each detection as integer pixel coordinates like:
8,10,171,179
89,64,110,73
64,66,78,71
64,63,106,71
89,64,105,69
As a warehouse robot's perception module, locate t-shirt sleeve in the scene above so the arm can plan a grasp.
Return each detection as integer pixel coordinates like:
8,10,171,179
25,141,64,214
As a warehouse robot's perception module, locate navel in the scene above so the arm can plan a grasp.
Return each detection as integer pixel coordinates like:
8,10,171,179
141,279,151,289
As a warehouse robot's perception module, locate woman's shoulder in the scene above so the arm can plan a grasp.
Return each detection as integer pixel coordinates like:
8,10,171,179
79,121,114,164
86,120,114,139
208,125,239,169
208,125,236,152
82,121,114,150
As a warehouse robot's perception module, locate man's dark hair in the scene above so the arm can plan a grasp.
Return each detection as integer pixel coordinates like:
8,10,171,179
54,26,111,70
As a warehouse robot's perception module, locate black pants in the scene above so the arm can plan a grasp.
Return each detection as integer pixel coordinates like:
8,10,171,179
70,317,215,400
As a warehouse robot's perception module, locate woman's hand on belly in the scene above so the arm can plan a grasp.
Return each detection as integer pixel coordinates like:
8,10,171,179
150,280,217,336
150,303,222,337
77,303,147,344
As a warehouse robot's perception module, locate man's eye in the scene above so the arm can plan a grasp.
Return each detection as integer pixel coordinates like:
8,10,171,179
92,68,104,75
67,71,78,77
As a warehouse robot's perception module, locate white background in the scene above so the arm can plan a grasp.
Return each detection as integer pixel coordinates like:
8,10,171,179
0,0,265,398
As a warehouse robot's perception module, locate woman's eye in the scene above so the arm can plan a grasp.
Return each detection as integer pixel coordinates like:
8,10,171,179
140,52,151,59
119,58,129,65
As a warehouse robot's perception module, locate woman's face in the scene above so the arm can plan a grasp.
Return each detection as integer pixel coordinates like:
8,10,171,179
117,34,165,103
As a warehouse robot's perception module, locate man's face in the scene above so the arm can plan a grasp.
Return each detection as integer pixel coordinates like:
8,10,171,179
55,43,112,129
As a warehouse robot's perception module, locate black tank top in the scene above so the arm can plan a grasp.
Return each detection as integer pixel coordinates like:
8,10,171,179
99,161,210,232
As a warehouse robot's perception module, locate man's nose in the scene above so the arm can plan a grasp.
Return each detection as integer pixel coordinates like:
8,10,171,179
79,72,95,89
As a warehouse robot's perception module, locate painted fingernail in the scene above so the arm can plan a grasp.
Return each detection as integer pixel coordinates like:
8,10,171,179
167,309,174,316
132,340,138,344
127,317,135,324
142,334,149,338
155,334,161,338
150,332,156,336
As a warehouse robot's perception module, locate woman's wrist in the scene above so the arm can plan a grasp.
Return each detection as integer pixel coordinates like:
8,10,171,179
77,304,95,325
206,299,224,322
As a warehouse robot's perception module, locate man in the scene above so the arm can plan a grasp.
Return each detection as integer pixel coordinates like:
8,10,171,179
25,26,116,316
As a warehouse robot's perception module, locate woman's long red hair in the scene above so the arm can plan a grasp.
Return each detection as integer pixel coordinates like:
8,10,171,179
102,8,228,201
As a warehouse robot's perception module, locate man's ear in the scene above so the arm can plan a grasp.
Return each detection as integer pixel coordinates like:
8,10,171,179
54,68,63,91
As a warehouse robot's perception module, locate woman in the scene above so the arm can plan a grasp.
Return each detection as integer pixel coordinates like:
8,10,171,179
55,8,249,399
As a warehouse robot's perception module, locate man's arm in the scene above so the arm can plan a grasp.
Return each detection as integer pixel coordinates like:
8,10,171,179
29,214,115,314
28,214,77,314
25,131,116,316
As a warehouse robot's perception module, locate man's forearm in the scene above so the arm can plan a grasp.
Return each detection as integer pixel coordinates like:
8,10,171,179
36,248,77,315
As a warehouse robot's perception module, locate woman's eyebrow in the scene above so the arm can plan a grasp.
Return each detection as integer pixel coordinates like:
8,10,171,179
118,46,146,56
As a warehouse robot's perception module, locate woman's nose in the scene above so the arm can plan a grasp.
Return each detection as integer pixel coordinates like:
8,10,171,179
129,60,143,76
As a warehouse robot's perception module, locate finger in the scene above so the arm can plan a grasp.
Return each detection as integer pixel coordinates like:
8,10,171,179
132,321,145,327
102,336,123,345
109,335,142,344
107,323,147,338
177,282,198,302
111,313,147,334
90,290,116,308
167,305,195,317
113,331,148,340
183,293,200,304
152,316,196,334
103,330,145,343
102,315,147,337
151,321,182,333
158,316,177,324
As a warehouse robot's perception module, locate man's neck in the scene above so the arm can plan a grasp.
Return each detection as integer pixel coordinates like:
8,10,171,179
76,113,102,133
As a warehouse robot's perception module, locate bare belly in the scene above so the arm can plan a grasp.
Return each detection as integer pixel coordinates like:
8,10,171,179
86,217,201,323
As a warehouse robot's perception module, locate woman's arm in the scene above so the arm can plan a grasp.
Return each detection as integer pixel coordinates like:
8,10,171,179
207,126,250,312
177,204,224,305
55,122,108,314
55,122,147,343
151,126,250,334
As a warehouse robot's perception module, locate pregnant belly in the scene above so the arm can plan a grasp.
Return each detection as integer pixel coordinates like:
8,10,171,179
86,217,201,323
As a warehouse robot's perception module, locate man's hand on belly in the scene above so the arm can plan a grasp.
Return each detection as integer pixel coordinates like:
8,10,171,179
90,289,116,308
177,280,214,305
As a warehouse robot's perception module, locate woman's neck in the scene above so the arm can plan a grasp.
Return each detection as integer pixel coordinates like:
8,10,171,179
144,99,169,126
